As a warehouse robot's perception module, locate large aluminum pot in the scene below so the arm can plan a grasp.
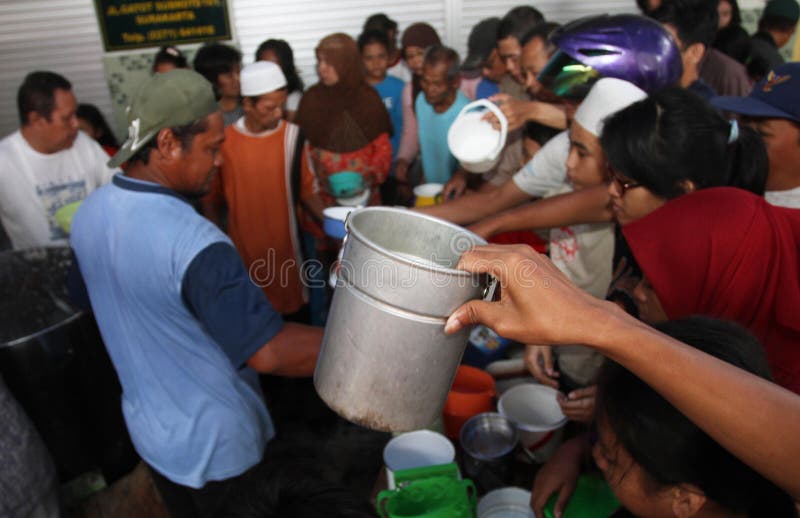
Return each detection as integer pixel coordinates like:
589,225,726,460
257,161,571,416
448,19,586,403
315,207,491,432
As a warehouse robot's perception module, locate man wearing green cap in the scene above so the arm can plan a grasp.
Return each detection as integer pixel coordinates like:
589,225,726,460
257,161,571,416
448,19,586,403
70,69,322,516
748,0,800,80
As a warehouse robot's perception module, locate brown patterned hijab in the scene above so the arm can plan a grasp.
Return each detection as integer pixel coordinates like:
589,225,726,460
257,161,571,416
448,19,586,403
295,33,392,153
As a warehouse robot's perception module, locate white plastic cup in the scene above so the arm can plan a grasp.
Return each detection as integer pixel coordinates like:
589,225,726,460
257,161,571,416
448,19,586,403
498,384,567,463
413,183,444,207
383,430,455,489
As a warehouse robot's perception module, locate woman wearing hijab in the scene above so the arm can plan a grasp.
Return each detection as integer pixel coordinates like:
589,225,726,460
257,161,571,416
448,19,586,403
295,33,392,325
394,23,442,195
295,33,392,207
623,187,800,394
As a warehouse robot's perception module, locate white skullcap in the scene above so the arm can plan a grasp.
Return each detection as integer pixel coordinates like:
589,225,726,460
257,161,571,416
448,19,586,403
573,78,648,137
240,61,287,97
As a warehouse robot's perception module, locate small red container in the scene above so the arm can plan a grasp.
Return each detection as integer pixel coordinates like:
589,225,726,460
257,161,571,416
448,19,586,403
442,365,496,440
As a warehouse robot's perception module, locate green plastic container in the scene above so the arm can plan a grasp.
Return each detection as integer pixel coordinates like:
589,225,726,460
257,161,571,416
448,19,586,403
378,476,477,518
394,463,461,488
543,474,619,518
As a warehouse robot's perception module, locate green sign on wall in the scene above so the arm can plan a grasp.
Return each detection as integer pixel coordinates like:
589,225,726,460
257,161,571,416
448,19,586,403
94,0,232,51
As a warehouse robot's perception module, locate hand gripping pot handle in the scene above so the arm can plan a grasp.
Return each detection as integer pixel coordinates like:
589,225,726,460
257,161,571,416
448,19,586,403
455,99,509,160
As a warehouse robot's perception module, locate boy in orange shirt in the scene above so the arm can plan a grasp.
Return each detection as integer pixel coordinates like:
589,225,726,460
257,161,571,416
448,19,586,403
203,61,324,317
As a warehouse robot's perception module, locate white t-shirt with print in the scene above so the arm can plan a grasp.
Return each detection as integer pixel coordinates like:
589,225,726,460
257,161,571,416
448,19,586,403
0,130,115,249
512,130,570,198
548,183,615,386
513,135,614,385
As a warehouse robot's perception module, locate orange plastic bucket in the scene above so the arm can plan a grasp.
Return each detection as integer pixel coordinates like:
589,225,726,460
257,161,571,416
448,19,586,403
442,365,496,439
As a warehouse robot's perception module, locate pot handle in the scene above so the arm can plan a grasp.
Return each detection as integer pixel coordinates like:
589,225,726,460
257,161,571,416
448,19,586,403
456,100,508,158
482,276,498,302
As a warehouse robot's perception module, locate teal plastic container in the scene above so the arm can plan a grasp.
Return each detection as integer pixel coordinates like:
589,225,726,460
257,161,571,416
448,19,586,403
328,171,364,197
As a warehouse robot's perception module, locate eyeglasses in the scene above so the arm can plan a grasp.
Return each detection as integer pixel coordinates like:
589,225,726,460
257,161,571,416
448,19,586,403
608,167,642,196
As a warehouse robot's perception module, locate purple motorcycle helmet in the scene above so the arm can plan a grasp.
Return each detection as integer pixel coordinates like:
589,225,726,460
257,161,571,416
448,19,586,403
537,14,682,99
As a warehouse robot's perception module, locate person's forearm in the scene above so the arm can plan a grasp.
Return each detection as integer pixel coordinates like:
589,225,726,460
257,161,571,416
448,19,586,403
417,182,530,225
480,185,613,236
527,101,568,130
592,309,800,499
247,323,323,377
301,194,326,223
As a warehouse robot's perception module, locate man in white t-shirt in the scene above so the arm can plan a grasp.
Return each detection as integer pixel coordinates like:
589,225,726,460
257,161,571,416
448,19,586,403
0,71,114,250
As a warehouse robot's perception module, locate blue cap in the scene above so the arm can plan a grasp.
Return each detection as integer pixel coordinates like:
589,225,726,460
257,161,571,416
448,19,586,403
711,62,800,123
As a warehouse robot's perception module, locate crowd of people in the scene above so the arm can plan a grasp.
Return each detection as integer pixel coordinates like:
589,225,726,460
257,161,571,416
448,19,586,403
1,0,800,516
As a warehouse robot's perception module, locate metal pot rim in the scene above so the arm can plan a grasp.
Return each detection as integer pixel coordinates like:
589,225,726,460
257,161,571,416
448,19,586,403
346,207,487,277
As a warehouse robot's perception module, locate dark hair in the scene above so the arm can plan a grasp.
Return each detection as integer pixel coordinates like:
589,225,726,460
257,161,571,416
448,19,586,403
497,5,545,43
596,317,798,518
17,71,72,125
601,87,767,198
720,0,742,27
363,13,398,35
127,117,209,166
519,22,561,53
255,39,304,94
152,45,188,73
759,13,799,32
651,0,719,49
357,30,390,53
524,120,561,147
713,0,750,64
193,42,242,93
76,104,118,148
423,45,461,82
636,0,660,15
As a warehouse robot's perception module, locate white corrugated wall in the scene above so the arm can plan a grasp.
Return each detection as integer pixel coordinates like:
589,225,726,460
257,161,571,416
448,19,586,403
0,0,768,139
0,0,113,138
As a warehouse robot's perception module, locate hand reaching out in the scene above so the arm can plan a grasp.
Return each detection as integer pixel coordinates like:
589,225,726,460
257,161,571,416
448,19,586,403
525,344,560,389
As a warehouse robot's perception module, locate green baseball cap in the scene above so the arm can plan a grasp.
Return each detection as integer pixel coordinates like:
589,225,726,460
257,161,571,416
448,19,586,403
109,69,218,167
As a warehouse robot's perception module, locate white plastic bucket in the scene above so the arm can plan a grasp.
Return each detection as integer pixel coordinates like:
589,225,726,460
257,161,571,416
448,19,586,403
448,100,508,174
477,487,534,518
383,430,456,489
498,384,567,463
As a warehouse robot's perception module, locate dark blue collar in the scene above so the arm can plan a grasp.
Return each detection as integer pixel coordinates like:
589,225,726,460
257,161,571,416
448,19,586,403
112,173,191,206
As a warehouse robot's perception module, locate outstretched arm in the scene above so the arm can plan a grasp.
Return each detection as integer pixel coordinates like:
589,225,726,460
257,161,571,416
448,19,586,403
415,178,531,225
469,184,613,239
446,245,800,499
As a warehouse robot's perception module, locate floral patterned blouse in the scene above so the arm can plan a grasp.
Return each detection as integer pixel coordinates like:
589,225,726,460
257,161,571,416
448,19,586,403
302,132,392,241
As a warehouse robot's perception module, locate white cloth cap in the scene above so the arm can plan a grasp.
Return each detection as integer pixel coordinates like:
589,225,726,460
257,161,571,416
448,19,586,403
573,78,648,137
240,61,287,97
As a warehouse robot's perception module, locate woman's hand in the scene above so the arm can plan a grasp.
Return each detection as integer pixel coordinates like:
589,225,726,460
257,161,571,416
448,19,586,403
530,435,587,518
524,345,560,388
557,386,597,423
445,245,619,347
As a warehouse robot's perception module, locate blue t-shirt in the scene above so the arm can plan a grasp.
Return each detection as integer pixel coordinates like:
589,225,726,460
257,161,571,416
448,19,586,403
476,78,500,100
415,90,471,184
374,75,405,162
70,174,282,488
